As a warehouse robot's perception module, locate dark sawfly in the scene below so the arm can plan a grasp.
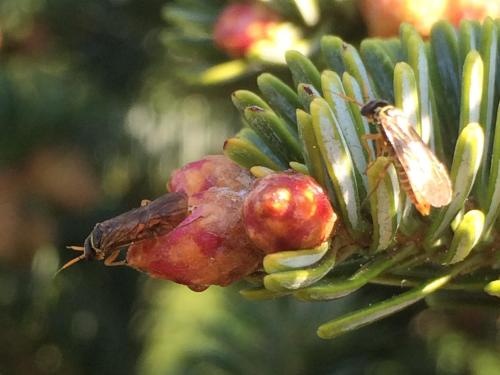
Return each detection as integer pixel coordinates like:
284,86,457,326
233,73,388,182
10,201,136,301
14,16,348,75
57,191,189,273
335,93,452,216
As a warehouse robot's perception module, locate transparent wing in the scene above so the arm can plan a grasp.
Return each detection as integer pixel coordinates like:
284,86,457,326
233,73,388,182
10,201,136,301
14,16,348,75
379,108,452,207
99,192,188,251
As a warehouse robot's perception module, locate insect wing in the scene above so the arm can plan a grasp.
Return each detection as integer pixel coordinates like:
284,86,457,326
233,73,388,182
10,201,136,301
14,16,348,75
379,107,452,208
98,192,188,251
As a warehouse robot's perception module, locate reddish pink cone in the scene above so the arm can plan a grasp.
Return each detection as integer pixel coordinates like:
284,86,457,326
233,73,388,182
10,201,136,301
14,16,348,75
243,172,336,253
127,188,263,291
168,155,254,197
213,3,280,57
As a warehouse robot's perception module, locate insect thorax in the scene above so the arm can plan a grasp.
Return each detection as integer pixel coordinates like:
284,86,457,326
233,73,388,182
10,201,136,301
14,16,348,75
373,105,394,123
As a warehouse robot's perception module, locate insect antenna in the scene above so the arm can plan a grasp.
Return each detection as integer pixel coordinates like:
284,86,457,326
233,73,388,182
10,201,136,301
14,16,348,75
53,245,87,276
357,158,394,209
67,245,85,252
54,253,86,276
331,91,364,107
359,81,372,103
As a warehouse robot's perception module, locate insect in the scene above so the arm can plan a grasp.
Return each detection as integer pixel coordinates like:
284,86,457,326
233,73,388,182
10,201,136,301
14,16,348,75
359,99,452,216
58,191,189,273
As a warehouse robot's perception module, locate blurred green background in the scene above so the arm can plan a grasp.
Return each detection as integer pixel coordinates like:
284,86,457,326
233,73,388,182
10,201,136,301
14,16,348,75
0,1,498,374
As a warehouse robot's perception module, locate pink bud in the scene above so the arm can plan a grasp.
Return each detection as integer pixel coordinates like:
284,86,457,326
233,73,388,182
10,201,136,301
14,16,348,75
168,155,254,197
243,172,336,253
127,188,263,291
213,3,280,57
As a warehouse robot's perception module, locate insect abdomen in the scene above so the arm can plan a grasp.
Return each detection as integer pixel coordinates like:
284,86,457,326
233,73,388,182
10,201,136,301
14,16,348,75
393,158,431,216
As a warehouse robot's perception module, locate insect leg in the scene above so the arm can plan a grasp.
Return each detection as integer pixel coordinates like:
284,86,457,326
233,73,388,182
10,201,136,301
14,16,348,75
379,140,393,157
362,133,385,169
66,245,85,252
361,157,395,207
371,158,394,191
104,250,127,267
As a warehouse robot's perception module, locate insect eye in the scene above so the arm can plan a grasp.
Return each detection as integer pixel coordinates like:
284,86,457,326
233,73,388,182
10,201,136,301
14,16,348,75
375,100,390,108
90,225,103,249
360,103,371,116
360,100,390,117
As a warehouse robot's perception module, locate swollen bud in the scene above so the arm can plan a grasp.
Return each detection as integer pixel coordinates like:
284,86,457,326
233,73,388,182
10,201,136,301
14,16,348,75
127,188,263,291
213,3,280,57
243,172,336,253
168,155,254,196
360,0,499,37
127,155,261,291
